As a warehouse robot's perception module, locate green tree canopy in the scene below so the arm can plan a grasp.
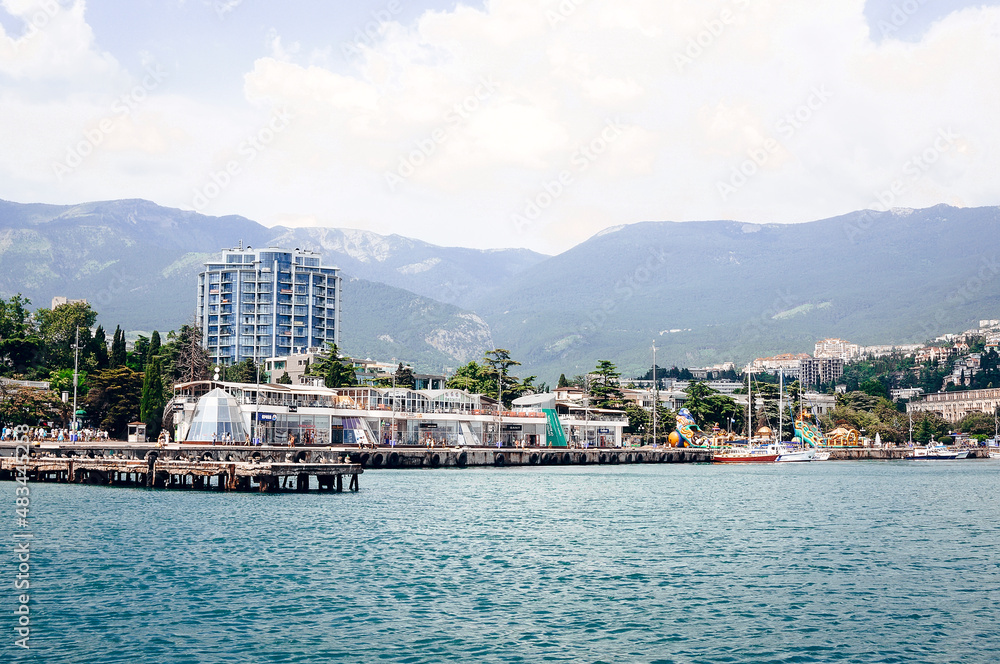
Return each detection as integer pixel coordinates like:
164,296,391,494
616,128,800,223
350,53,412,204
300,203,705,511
590,360,623,408
35,301,98,370
140,357,166,437
85,367,143,438
394,363,415,389
683,382,742,432
305,343,357,388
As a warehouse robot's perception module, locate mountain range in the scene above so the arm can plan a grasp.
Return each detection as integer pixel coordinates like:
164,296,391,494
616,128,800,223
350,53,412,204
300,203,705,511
1,198,998,381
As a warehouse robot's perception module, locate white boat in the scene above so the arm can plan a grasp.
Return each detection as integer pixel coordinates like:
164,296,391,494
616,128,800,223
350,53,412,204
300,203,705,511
713,441,781,464
910,443,970,460
989,447,1000,459
813,450,831,461
775,444,816,462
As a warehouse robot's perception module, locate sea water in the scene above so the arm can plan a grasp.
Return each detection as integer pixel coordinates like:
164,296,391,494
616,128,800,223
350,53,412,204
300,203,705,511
3,461,1000,663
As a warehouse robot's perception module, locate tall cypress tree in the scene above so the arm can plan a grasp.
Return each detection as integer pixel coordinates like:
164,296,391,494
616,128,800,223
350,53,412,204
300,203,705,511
139,357,166,437
110,325,127,369
91,325,109,370
149,330,161,359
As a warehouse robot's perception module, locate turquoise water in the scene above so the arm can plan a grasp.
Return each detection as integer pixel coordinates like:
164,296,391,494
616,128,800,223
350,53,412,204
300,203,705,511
4,461,1000,663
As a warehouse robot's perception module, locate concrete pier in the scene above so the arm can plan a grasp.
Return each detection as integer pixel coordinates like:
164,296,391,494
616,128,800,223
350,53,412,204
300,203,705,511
0,445,362,493
0,442,711,475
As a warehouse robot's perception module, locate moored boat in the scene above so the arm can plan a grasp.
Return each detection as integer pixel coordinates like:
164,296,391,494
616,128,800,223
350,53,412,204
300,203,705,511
713,441,781,463
775,444,816,462
910,443,970,459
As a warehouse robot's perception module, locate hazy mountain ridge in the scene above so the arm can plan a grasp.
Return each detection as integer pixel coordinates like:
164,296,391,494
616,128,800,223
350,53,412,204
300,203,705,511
2,198,999,379
0,198,498,372
479,205,1000,377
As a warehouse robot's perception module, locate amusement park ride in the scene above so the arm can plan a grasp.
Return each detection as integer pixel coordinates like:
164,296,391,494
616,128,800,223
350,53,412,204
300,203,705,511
665,407,846,463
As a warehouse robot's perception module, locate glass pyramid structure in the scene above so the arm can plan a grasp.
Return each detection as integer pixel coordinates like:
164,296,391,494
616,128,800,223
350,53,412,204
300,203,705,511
185,388,248,442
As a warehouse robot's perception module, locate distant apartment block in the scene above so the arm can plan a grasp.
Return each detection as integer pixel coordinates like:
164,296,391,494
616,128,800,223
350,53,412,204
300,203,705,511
751,353,809,376
198,246,341,366
814,338,860,361
857,344,922,358
51,296,87,309
914,346,957,364
890,387,924,401
799,357,844,387
907,387,1000,421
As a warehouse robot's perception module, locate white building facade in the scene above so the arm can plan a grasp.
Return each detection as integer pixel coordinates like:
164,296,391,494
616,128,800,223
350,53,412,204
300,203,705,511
197,246,341,366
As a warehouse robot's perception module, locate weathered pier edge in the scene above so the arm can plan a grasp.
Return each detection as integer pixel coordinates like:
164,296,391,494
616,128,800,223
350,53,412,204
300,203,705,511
0,444,362,494
0,443,709,492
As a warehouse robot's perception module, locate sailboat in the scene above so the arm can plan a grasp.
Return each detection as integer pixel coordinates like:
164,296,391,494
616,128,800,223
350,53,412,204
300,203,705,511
713,367,781,463
775,368,815,462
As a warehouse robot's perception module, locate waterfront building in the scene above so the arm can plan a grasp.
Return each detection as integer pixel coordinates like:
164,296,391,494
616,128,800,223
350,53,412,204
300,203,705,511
170,381,627,447
197,246,341,366
799,357,844,387
906,387,1000,422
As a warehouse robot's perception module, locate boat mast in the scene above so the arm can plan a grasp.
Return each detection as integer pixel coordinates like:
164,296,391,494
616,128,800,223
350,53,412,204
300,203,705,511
651,343,657,446
779,367,783,443
747,364,752,441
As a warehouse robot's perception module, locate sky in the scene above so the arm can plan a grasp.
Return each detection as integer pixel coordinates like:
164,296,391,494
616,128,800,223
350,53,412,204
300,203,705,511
0,0,998,255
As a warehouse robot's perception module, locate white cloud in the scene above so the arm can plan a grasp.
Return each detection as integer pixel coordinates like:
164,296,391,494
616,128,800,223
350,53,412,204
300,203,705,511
0,0,998,254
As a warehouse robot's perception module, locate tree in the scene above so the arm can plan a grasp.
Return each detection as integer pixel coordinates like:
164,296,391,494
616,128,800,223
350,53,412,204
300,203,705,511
139,358,166,437
90,325,109,371
48,368,87,401
557,373,569,388
0,294,41,377
85,367,144,438
0,381,66,426
590,360,623,408
683,382,742,432
277,371,292,385
860,378,889,400
305,343,357,388
109,325,127,369
149,330,161,359
35,301,98,370
224,357,259,384
162,324,210,384
956,411,996,436
447,361,490,393
128,334,150,371
483,348,532,407
394,363,415,389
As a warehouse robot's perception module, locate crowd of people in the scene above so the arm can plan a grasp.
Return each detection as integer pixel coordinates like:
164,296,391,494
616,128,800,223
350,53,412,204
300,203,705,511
1,426,110,443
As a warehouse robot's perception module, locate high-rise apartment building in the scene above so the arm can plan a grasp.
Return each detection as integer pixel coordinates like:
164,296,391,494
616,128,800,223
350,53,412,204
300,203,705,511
197,246,341,366
799,357,844,387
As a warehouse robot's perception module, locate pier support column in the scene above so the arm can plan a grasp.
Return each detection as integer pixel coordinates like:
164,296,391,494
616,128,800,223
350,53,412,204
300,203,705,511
297,474,310,492
336,474,344,493
349,473,359,492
